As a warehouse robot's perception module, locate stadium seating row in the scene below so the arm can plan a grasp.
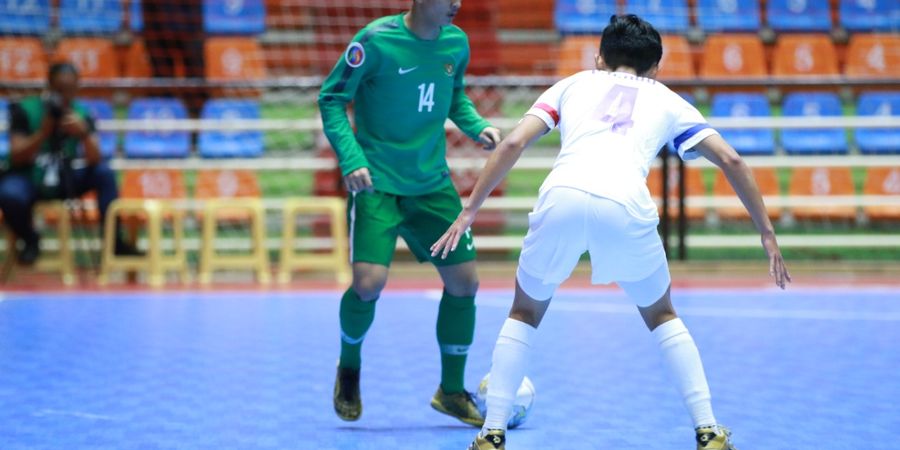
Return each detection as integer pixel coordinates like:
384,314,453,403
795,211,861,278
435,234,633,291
0,0,265,35
0,37,264,82
2,31,895,82
555,0,900,34
560,33,899,79
1,92,896,159
649,166,900,221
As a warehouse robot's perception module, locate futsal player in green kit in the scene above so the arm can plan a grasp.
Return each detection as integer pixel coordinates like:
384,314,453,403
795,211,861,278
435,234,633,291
318,0,502,426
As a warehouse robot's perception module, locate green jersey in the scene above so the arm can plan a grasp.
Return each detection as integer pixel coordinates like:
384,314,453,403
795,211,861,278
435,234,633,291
318,14,493,196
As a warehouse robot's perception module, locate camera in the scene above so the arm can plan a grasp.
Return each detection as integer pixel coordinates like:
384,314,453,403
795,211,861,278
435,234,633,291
44,92,66,120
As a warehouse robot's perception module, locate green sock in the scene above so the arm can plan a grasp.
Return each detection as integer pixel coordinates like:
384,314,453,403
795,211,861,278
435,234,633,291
339,288,376,370
436,289,476,393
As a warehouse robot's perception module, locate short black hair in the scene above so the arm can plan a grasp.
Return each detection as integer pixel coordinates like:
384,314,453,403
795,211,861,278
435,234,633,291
48,61,79,81
599,14,662,75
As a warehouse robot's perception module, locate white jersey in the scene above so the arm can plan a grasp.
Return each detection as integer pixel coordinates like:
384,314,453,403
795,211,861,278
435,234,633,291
526,70,718,222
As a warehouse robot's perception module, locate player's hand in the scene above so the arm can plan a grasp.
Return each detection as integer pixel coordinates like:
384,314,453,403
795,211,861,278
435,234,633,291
478,127,502,150
60,113,89,139
344,167,374,193
761,232,791,289
431,208,477,260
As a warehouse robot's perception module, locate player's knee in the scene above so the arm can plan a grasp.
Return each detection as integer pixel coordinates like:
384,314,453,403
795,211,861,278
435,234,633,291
352,276,386,301
446,277,479,298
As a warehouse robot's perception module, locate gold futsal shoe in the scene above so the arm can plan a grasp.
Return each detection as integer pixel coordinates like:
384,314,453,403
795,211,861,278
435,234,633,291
696,425,738,450
333,366,361,421
430,386,485,427
467,429,506,450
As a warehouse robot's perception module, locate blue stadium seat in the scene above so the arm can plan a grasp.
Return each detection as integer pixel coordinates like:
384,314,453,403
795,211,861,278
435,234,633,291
766,0,832,32
124,98,190,159
203,0,265,35
711,93,776,155
623,0,690,33
130,0,142,31
78,98,116,159
781,92,847,155
856,92,900,154
696,0,761,32
554,0,618,34
839,0,899,31
198,99,263,158
0,99,9,159
59,0,124,34
0,0,50,35
678,92,696,105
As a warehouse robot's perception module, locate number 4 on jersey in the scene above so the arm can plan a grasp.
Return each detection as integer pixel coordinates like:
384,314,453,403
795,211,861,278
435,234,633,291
598,84,638,135
418,82,435,112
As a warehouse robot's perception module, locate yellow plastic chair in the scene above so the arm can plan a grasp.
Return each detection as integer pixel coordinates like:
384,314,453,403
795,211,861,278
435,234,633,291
195,169,270,285
278,197,350,285
97,199,188,288
1,201,76,286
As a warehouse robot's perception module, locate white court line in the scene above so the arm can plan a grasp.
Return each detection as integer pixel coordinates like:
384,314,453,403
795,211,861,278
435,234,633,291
33,409,119,421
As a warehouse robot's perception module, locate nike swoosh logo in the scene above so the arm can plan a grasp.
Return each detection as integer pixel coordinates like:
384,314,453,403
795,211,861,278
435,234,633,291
398,66,418,75
466,242,474,251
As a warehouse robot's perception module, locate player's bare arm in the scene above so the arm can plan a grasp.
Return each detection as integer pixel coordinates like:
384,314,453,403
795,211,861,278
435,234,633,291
432,116,548,259
694,134,792,289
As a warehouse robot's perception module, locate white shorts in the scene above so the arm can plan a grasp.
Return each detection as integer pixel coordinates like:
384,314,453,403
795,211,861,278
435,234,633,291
517,186,671,306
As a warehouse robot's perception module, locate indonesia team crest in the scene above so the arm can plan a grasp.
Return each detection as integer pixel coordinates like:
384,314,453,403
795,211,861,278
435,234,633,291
345,42,365,68
444,63,454,76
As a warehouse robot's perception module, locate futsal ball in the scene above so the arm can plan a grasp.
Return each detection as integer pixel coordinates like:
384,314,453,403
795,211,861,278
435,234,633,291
475,373,535,429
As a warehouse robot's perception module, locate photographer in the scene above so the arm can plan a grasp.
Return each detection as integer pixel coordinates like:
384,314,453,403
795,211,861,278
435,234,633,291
1,62,138,265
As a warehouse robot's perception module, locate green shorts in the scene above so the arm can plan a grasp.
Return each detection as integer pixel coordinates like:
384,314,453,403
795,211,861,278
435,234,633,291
347,183,477,267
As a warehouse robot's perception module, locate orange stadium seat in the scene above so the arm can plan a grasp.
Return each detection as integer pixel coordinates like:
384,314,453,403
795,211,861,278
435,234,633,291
712,167,783,220
700,34,768,79
0,37,47,80
788,167,857,221
862,167,900,220
657,35,695,80
205,37,267,81
772,34,839,77
497,0,555,29
498,42,559,75
557,35,600,77
54,38,120,80
700,34,768,78
122,39,153,79
647,166,707,220
844,34,900,79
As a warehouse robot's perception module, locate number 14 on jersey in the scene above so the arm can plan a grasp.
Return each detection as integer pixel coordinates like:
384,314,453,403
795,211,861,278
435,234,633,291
418,83,435,113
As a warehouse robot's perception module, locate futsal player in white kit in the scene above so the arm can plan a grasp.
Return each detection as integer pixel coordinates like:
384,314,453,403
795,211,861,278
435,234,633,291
431,14,791,450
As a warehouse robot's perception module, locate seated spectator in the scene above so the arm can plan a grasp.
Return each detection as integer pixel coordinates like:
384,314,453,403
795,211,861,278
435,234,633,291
1,62,140,265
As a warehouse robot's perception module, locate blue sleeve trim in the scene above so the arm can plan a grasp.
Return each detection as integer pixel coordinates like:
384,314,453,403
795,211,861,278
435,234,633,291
673,124,711,151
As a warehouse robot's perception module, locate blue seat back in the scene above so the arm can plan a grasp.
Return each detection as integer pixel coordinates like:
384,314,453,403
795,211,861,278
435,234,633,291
555,0,619,34
856,92,900,154
712,93,775,155
203,0,265,35
59,0,123,34
696,0,761,31
766,0,832,31
0,0,51,35
0,100,9,159
130,0,142,31
124,98,190,158
781,92,847,154
623,0,690,32
198,99,263,158
77,98,116,159
839,0,899,31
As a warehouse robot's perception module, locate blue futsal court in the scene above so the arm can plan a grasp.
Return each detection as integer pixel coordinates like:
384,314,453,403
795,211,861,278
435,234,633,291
1,287,898,449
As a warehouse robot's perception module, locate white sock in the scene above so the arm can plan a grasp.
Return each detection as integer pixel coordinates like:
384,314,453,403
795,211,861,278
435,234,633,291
483,318,536,432
653,318,717,429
